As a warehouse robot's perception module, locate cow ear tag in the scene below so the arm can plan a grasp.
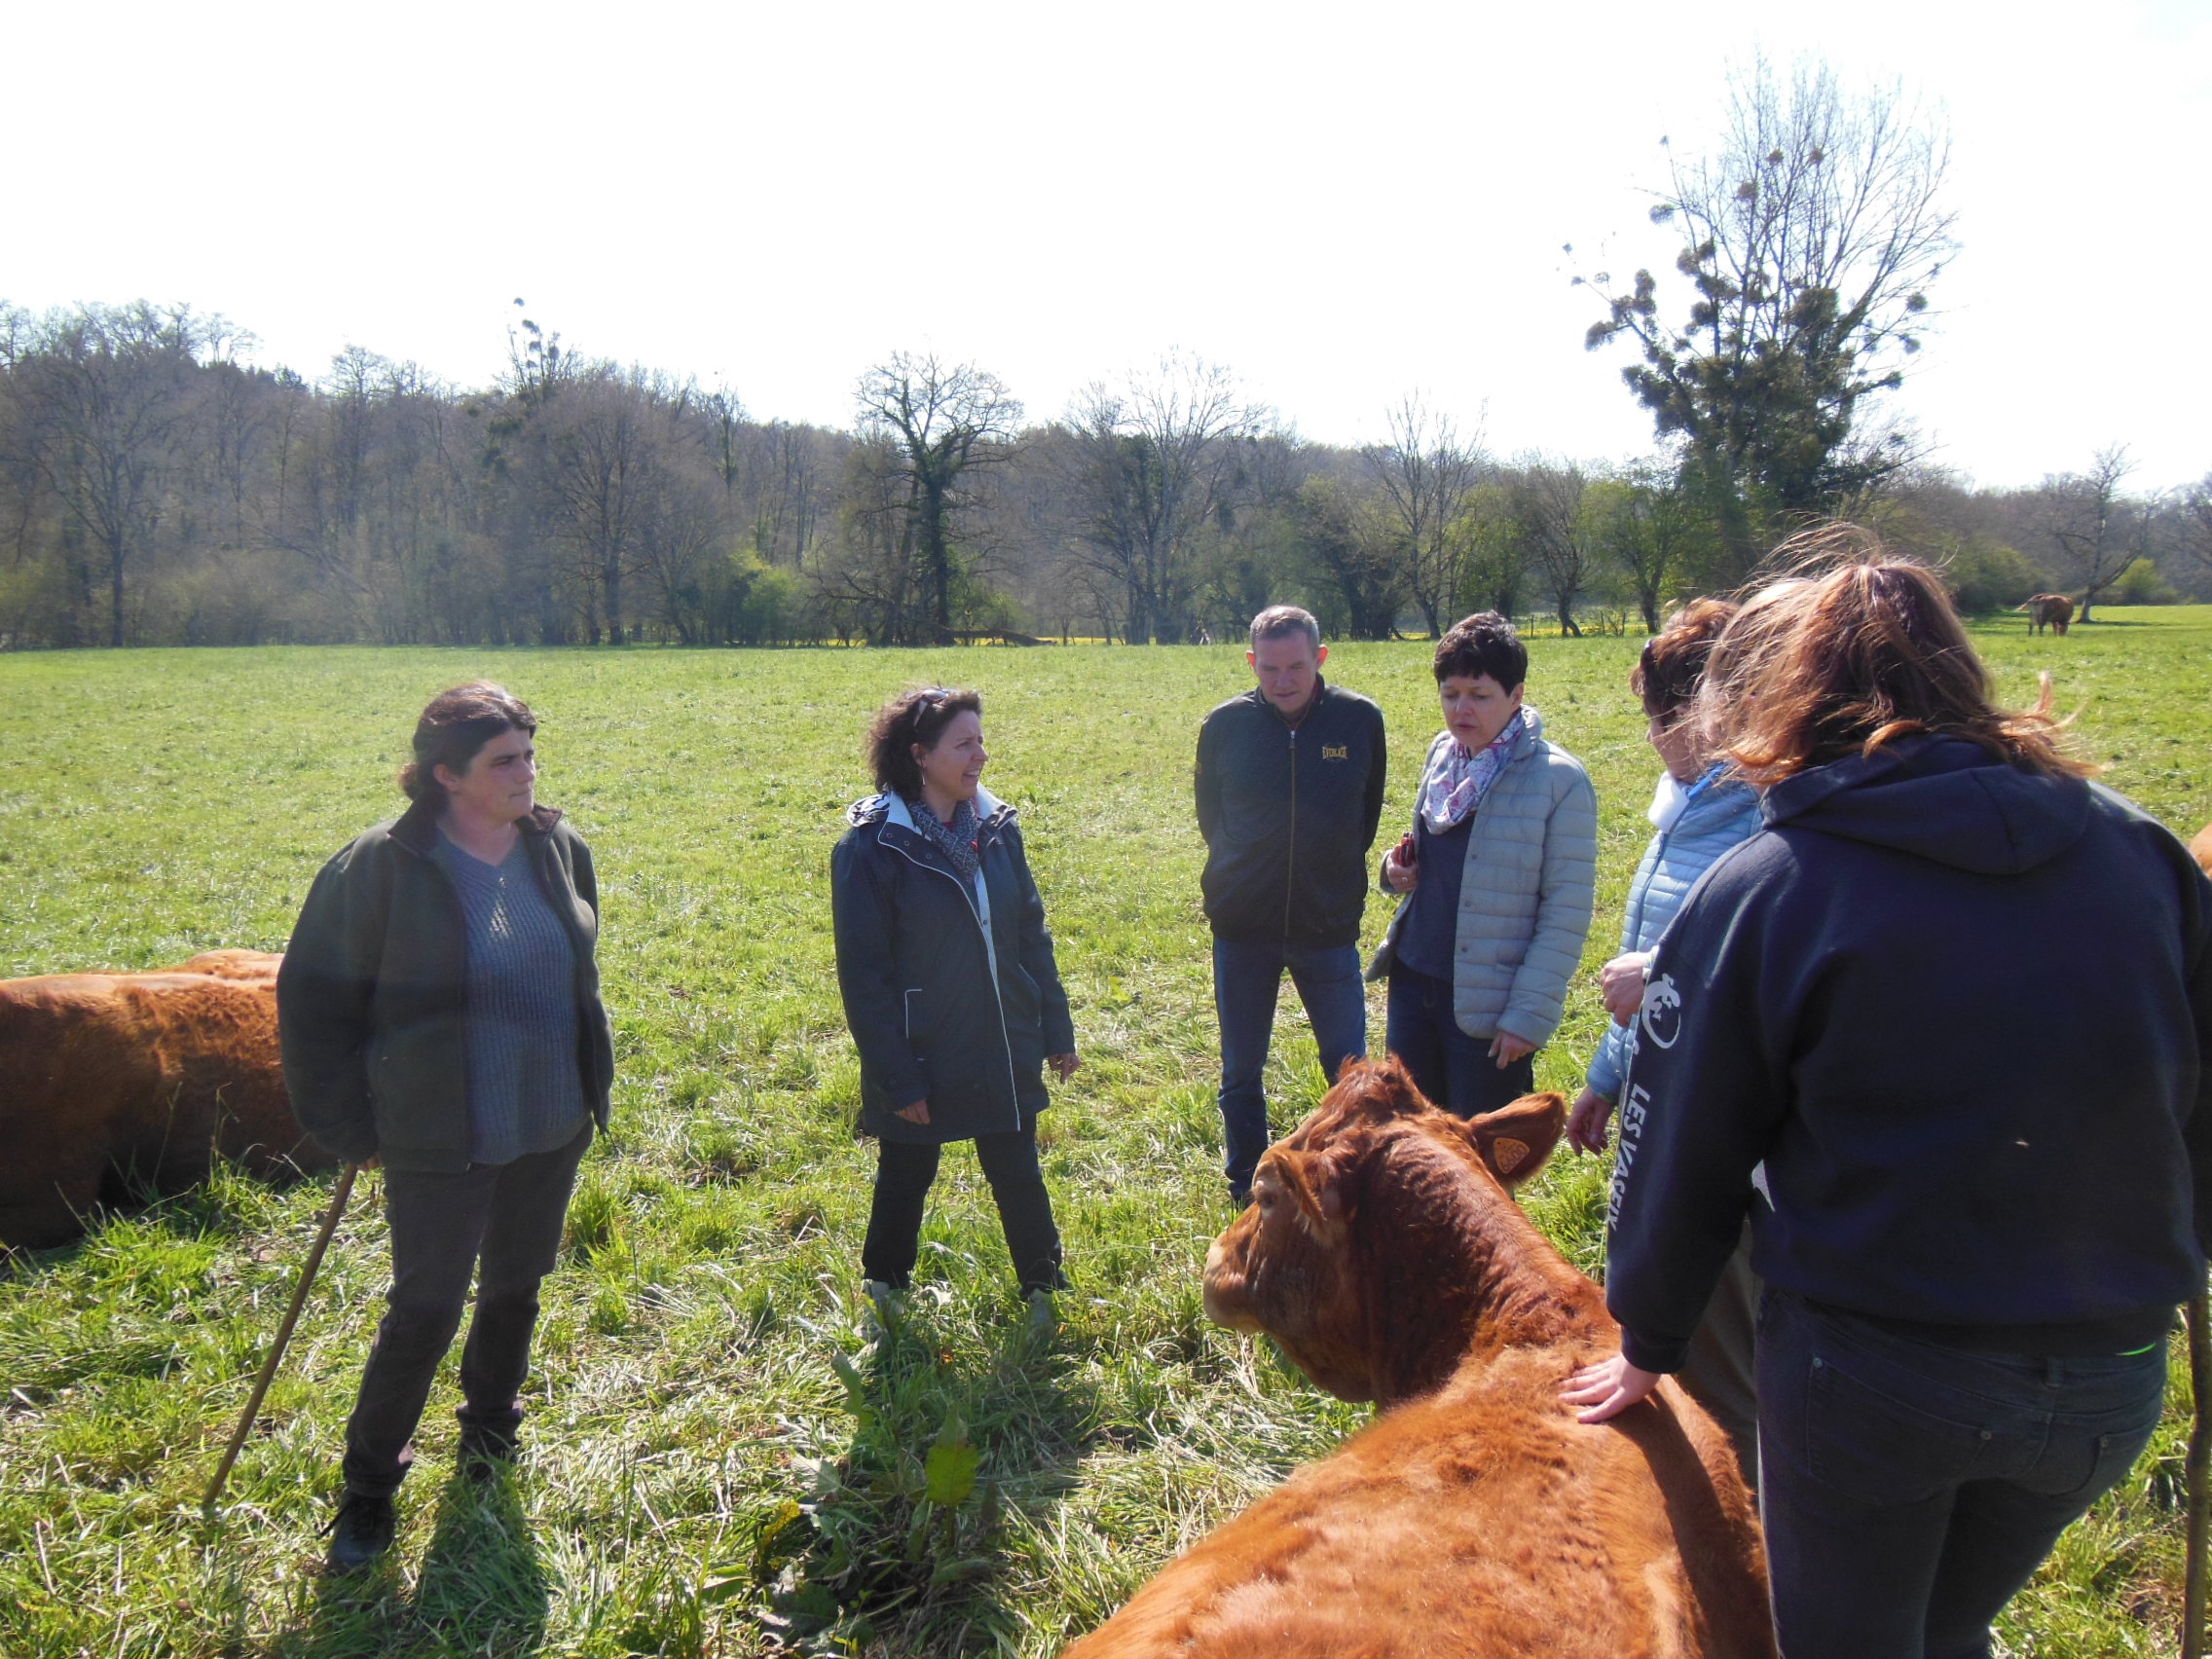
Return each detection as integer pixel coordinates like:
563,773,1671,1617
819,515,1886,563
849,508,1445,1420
1491,1137,1530,1176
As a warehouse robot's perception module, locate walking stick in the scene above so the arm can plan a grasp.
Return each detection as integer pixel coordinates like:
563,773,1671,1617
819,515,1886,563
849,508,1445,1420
202,1164,358,1509
2187,1287,2211,1659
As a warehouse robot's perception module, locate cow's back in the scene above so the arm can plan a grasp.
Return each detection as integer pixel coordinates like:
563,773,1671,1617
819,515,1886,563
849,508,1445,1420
0,961,321,1247
1063,1344,1771,1659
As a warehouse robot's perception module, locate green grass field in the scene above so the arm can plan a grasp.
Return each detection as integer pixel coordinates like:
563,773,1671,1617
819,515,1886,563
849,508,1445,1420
3,608,2210,1658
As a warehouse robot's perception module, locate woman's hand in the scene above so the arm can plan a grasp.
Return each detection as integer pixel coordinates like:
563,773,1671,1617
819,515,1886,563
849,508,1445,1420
1565,1087,1615,1155
1600,951,1652,1025
1048,1052,1080,1083
897,1098,932,1125
1382,845,1419,894
1488,1032,1536,1068
1562,1352,1662,1423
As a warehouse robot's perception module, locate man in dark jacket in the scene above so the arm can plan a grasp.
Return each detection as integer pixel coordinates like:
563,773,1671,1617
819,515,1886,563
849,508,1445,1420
1195,605,1386,1203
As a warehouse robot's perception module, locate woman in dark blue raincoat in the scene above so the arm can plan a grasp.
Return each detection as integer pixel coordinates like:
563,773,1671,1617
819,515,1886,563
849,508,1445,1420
830,686,1079,1311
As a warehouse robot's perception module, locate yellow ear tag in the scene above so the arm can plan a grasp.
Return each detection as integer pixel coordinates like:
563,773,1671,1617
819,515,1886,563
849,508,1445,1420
1493,1137,1530,1175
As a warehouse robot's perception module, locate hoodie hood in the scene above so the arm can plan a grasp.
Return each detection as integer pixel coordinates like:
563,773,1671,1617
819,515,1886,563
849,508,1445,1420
1761,735,2089,875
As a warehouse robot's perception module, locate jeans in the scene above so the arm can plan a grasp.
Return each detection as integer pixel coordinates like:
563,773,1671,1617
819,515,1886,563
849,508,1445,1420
1213,936,1368,1197
343,1120,593,1495
862,1118,1064,1295
1383,965,1534,1120
1757,1289,2167,1659
1679,1222,1763,1491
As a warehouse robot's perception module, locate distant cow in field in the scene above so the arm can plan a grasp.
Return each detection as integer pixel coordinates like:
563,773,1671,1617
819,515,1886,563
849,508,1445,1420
0,951,334,1248
2022,593,2075,636
1061,1060,1772,1659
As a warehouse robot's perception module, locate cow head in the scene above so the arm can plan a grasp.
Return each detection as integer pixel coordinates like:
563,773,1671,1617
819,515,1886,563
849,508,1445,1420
1201,1058,1565,1404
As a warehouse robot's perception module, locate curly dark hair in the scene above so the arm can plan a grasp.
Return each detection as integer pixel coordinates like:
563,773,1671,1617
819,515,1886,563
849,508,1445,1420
397,682,538,809
1433,611,1527,690
867,686,984,798
1631,599,1740,722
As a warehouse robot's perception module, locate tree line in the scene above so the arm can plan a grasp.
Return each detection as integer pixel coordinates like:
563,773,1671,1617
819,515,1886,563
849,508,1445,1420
2,66,2203,651
2,300,2202,653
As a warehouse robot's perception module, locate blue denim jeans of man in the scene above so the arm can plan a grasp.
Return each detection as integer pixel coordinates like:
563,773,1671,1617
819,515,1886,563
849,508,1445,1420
1213,936,1367,1199
1383,965,1535,1121
343,1119,593,1495
1756,1289,2168,1659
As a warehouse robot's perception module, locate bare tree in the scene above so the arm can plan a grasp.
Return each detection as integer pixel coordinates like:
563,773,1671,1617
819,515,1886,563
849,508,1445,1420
533,367,682,644
1512,460,1596,636
1294,475,1403,640
1590,463,1704,631
16,303,212,645
815,433,927,645
2040,445,2136,623
2182,473,2212,576
1454,483,1531,620
1063,354,1261,643
855,352,1020,642
1362,394,1482,636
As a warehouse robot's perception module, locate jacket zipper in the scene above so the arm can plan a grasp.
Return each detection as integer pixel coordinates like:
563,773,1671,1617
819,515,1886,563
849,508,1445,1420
1282,726,1298,940
880,820,1025,1131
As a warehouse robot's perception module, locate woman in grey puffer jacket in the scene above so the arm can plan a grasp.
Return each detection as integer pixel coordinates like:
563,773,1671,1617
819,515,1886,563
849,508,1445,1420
1369,612,1598,1121
1565,599,1763,1477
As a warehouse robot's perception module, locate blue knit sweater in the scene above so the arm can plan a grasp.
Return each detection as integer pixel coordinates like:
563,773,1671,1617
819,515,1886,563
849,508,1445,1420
431,834,589,1164
1583,765,1761,1101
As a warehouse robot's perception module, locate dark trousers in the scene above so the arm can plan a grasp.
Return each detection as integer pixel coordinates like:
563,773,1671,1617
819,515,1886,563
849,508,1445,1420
342,1121,591,1495
1383,965,1535,1119
1213,935,1368,1197
1678,1222,1763,1491
862,1118,1064,1295
1757,1289,2166,1659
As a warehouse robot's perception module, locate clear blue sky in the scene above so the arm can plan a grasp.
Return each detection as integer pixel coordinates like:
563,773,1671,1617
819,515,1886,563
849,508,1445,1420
6,0,2205,490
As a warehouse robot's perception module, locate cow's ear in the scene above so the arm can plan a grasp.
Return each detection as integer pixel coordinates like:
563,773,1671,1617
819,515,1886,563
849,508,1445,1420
1462,1091,1567,1188
1277,1147,1356,1231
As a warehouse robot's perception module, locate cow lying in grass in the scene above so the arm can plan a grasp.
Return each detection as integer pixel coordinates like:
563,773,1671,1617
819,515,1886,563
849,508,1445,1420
0,950,334,1248
1062,1059,1772,1659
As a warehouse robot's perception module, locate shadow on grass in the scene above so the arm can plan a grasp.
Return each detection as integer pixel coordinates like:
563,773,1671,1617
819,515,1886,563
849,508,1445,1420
758,1296,1101,1654
278,1472,549,1658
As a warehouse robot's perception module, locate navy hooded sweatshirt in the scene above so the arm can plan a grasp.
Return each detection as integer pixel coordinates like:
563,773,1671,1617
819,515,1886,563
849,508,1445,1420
1605,735,2212,1374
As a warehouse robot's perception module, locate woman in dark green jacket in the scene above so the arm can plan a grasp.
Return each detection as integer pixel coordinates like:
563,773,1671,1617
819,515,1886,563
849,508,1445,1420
277,682,613,1571
831,687,1078,1316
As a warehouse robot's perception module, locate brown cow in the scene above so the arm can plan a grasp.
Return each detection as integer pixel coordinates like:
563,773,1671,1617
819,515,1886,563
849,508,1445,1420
2021,593,2074,636
1062,1060,1772,1659
0,951,334,1248
2192,823,2212,879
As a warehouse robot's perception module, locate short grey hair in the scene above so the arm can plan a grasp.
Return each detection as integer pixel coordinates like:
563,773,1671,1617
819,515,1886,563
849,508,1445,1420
1249,605,1321,654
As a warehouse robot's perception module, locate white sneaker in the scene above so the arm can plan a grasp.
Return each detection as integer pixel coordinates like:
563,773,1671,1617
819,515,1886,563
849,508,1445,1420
1024,1286,1058,1335
861,1278,904,1340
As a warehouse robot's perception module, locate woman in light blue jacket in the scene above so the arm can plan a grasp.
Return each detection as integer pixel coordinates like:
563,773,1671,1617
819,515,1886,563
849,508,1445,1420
1565,598,1763,1476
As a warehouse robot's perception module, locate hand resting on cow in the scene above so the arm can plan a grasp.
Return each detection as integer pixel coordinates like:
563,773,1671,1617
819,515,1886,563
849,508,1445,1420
1059,1057,1772,1659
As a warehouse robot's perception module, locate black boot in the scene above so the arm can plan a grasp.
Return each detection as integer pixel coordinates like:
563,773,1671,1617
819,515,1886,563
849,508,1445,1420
458,1423,517,1484
457,1403,522,1483
324,1487,396,1572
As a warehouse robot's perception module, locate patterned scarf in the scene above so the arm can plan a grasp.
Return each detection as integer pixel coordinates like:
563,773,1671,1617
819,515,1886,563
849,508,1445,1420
1418,709,1529,833
909,794,982,888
